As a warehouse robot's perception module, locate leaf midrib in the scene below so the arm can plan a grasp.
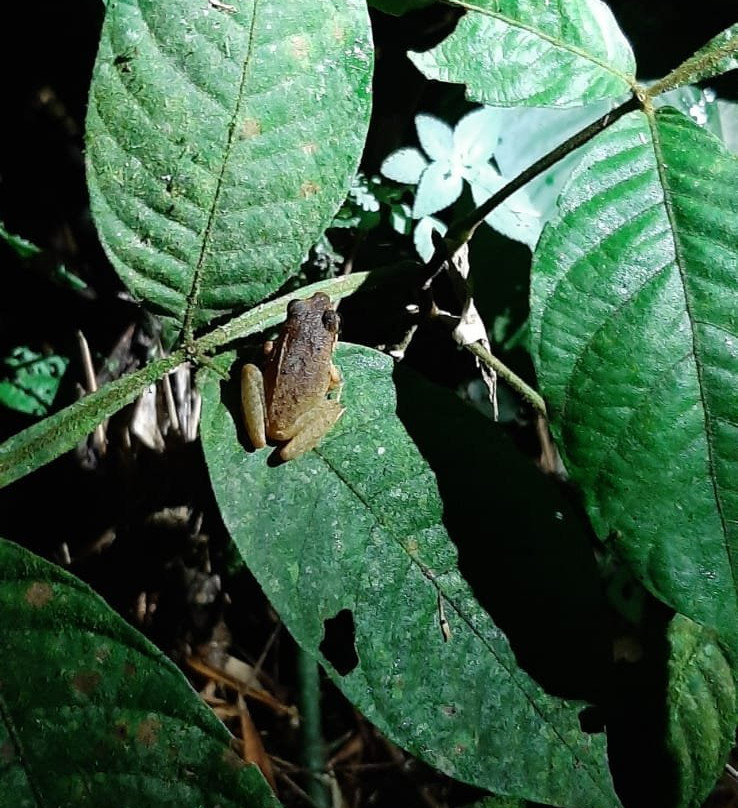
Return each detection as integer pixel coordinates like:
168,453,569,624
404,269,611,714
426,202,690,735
312,440,613,801
448,0,634,85
647,109,736,598
182,1,261,342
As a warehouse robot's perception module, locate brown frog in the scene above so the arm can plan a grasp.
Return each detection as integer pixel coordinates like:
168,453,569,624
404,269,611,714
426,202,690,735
241,292,344,461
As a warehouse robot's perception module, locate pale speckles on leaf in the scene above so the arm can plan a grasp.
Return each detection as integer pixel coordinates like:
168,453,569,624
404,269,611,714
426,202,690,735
289,34,310,63
301,141,318,156
240,117,262,139
405,538,419,554
25,581,53,608
95,645,113,664
299,180,320,198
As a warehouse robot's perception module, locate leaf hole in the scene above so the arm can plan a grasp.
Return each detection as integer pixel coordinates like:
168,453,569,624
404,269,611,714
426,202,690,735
578,705,604,734
319,608,358,676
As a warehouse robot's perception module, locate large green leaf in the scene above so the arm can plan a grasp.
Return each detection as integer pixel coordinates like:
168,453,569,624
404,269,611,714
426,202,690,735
86,0,372,337
665,614,735,808
0,538,280,807
0,347,68,417
530,107,738,653
201,344,621,808
409,0,635,107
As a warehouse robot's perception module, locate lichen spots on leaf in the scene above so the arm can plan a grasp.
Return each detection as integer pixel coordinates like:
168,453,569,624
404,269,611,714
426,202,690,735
299,181,320,198
136,717,161,748
95,645,112,664
404,538,419,554
25,581,53,608
289,34,310,63
72,670,102,696
240,117,261,139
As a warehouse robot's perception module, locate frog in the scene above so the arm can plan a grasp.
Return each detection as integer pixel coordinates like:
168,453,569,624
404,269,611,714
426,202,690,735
241,292,345,461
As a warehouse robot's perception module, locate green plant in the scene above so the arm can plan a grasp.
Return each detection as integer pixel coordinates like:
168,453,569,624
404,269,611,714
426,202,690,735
1,1,737,807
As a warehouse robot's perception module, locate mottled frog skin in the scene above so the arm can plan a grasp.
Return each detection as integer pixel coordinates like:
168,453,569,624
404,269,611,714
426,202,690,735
241,292,344,461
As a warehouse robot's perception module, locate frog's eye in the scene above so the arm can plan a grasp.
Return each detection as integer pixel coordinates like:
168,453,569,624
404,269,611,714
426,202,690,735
322,309,340,333
287,299,306,317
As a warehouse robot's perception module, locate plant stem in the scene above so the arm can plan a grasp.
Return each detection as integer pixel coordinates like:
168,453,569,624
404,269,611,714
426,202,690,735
196,271,372,353
465,340,547,418
423,92,642,283
0,350,187,489
296,647,329,808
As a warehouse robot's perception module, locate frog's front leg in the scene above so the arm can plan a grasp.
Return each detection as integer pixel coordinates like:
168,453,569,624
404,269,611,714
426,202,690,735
241,364,268,450
279,399,345,462
328,362,342,391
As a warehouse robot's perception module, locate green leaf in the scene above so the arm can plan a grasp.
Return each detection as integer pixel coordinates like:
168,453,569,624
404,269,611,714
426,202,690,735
408,0,635,108
530,108,738,653
0,347,68,417
665,614,735,808
86,0,372,337
0,222,89,292
0,538,280,807
0,222,41,259
201,343,622,808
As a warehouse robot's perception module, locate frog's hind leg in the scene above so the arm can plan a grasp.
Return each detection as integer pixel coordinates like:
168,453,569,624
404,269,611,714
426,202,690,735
279,400,345,462
241,364,268,450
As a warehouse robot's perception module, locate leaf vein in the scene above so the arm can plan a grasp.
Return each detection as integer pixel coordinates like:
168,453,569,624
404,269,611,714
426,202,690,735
313,446,610,789
648,111,735,592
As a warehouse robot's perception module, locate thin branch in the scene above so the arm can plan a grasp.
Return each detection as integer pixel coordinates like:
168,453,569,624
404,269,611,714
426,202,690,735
423,92,642,284
297,648,329,808
464,340,547,418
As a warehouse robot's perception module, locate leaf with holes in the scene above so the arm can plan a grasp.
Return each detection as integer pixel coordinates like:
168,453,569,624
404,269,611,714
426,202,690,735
530,107,738,655
665,614,735,808
409,0,635,108
201,343,622,808
86,0,372,339
0,538,280,807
